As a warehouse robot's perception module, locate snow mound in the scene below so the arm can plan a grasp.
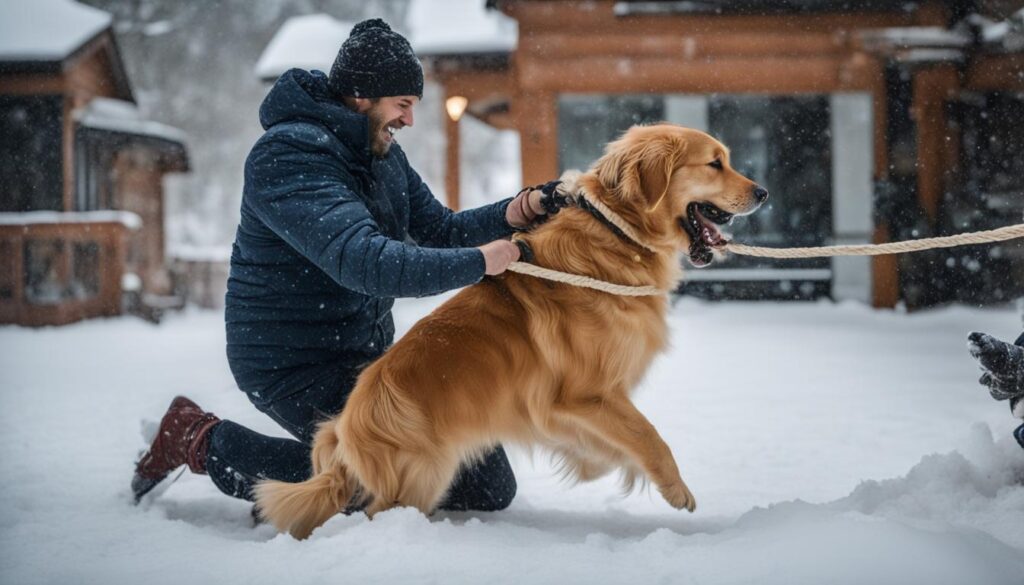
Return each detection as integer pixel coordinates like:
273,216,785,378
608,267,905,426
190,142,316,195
834,423,1024,548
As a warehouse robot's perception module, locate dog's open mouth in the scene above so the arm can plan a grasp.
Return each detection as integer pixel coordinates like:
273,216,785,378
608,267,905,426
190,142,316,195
679,202,732,267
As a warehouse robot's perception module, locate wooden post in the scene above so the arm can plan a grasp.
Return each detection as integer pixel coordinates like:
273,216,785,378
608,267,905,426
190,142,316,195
515,90,559,186
913,64,958,223
444,101,460,211
867,55,900,309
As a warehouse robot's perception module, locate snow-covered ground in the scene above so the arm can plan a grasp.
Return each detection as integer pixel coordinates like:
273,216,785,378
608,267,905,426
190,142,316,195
1,297,1022,585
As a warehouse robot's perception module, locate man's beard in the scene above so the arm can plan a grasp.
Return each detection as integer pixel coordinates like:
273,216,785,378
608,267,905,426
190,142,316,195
367,109,397,159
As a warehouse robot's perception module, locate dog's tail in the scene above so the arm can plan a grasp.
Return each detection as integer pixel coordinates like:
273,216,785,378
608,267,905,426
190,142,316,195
254,424,358,540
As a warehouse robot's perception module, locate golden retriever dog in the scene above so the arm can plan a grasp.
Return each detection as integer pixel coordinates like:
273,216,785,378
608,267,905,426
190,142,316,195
255,124,767,539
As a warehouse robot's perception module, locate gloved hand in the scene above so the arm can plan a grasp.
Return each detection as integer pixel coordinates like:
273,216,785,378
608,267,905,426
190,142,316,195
968,331,1024,401
505,180,570,229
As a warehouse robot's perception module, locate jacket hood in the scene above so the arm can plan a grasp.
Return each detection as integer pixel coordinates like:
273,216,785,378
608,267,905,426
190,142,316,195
259,69,371,161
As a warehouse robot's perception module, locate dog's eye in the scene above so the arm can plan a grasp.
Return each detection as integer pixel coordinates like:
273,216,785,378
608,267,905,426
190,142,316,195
708,159,723,170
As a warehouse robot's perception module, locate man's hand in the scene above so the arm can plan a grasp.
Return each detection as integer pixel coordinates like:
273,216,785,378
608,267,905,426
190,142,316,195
968,331,1024,400
477,240,521,275
506,180,570,229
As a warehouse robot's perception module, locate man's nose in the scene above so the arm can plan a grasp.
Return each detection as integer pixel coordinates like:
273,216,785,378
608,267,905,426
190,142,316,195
402,110,414,128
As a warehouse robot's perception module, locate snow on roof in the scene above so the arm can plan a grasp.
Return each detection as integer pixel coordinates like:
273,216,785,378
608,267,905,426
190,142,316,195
75,98,188,144
168,244,233,263
0,0,112,62
0,210,142,230
971,8,1024,51
408,0,516,56
894,48,967,64
255,14,354,81
860,26,972,48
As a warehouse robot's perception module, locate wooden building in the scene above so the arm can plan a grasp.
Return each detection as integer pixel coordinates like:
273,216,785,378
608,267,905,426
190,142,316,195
416,0,1024,307
0,0,190,326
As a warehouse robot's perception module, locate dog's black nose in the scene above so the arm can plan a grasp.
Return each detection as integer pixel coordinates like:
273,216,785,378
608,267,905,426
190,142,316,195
753,186,769,203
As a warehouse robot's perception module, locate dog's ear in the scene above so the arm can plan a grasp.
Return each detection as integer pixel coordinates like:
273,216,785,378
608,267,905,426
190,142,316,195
594,127,687,211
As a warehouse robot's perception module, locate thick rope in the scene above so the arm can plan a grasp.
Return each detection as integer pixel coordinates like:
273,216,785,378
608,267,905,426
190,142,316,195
573,192,659,254
505,181,665,297
508,175,1023,295
723,223,1024,259
506,261,665,297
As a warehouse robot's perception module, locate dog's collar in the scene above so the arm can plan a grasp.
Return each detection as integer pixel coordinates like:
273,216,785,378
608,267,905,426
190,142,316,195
575,197,648,254
514,239,535,264
565,188,658,255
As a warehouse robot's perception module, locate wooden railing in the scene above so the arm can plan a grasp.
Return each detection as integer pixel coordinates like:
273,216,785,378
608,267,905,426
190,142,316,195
0,213,136,326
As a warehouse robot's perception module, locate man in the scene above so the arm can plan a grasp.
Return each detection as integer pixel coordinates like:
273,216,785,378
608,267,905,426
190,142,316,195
132,19,556,513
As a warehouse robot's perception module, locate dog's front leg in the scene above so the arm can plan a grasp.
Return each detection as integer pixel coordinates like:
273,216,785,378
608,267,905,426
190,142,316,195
555,394,695,512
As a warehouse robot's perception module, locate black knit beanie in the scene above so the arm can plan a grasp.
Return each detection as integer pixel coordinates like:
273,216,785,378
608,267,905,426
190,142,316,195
328,19,424,99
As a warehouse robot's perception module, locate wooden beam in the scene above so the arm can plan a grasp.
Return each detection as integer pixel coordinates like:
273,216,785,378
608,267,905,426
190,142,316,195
62,95,74,211
507,0,941,34
514,90,558,186
862,52,899,309
444,98,461,211
434,68,512,100
516,55,861,93
912,64,959,223
965,53,1024,91
0,74,64,94
872,224,901,309
523,32,847,60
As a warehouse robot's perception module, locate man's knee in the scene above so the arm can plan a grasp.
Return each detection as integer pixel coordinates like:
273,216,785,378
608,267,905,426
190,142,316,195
440,446,517,512
486,473,517,511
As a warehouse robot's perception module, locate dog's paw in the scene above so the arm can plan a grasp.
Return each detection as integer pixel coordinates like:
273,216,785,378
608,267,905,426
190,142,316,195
660,482,696,512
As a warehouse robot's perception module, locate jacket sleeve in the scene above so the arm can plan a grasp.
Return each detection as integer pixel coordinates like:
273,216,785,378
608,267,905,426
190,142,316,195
398,148,515,248
243,127,486,298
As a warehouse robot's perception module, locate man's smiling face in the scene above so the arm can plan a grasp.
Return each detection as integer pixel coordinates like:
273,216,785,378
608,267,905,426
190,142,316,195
354,95,418,158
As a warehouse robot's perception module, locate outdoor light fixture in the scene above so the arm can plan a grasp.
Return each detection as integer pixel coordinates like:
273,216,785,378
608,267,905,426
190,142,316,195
446,96,468,122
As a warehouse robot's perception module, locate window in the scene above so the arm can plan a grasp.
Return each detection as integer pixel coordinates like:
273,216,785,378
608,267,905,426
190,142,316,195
71,242,101,300
24,239,65,305
0,96,63,212
0,240,14,299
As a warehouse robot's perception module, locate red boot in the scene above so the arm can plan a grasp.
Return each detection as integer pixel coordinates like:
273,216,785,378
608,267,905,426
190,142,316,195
132,396,221,503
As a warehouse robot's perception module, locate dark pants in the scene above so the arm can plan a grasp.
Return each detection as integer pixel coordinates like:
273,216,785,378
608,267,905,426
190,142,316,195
205,373,517,512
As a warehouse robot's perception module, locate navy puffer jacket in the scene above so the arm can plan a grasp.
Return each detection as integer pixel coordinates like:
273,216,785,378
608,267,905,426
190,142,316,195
225,69,513,404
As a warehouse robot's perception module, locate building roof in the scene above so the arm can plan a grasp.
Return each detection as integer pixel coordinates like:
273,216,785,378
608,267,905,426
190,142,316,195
0,0,133,101
408,0,517,57
0,0,111,62
255,4,517,83
255,14,354,82
75,98,190,170
76,98,188,144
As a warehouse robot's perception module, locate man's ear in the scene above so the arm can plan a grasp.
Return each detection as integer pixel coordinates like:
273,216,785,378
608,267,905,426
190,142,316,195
351,97,374,114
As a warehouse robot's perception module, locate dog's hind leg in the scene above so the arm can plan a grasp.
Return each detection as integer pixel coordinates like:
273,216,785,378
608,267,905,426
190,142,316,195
398,452,461,514
360,451,459,518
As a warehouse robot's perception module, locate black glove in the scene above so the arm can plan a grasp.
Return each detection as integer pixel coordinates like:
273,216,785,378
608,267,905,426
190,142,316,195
535,180,572,215
507,180,571,230
968,331,1024,400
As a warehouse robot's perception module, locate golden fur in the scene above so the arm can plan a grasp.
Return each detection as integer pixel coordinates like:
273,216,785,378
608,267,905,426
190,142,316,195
255,124,763,539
